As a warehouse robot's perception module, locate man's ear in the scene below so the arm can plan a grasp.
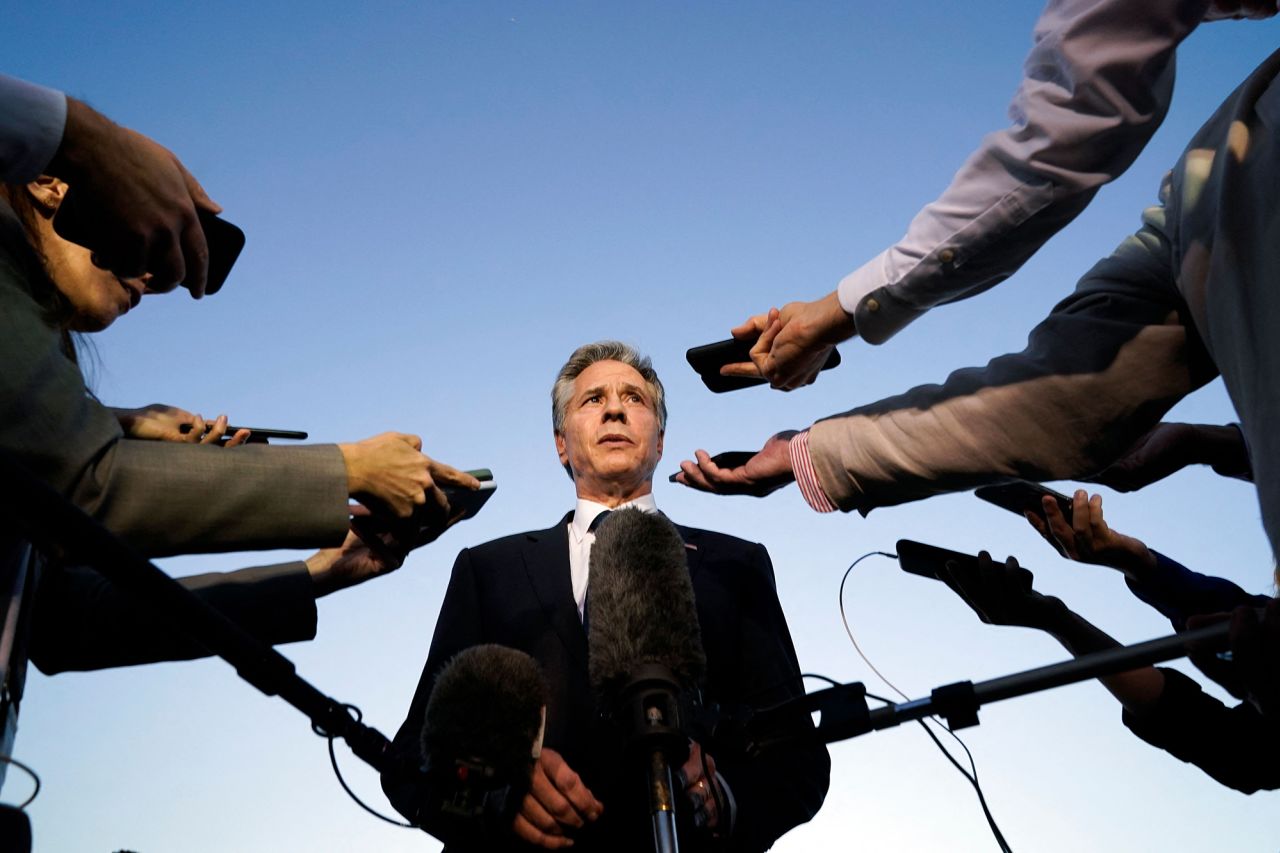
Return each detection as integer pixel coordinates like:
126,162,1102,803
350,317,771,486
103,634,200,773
24,176,69,214
554,431,569,467
656,431,664,460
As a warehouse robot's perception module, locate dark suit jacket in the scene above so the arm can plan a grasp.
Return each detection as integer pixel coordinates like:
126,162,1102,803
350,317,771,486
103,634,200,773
383,513,830,852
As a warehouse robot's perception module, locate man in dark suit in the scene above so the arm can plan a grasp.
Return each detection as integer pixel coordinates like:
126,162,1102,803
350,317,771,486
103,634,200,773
383,341,829,852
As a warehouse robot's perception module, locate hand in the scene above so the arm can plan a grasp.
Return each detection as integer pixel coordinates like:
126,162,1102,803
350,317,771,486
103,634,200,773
1025,490,1155,577
720,291,856,390
339,433,480,519
939,552,1064,631
45,98,221,296
674,431,798,497
304,506,405,596
676,741,724,833
112,405,251,446
512,748,603,849
1189,600,1280,714
1088,422,1252,492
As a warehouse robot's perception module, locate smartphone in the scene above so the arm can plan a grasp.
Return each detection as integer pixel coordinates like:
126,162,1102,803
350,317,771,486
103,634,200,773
667,451,756,483
974,481,1074,523
895,539,979,581
353,468,497,560
53,193,246,295
686,336,842,393
179,424,309,442
442,469,498,525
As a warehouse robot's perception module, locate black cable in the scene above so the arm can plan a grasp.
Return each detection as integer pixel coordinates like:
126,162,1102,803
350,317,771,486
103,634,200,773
313,704,414,828
841,551,1013,853
0,755,41,809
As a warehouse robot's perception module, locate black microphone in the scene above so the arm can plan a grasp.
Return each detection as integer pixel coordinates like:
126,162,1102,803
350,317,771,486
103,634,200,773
414,644,548,847
587,508,707,853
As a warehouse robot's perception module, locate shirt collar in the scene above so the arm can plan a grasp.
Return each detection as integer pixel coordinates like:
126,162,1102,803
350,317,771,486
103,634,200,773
570,493,659,541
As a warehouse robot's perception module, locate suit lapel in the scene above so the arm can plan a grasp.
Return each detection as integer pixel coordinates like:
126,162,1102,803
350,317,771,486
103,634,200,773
522,513,588,667
521,513,703,669
674,521,703,585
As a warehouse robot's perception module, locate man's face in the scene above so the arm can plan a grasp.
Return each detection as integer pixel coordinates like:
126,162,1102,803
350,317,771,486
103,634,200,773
555,359,664,503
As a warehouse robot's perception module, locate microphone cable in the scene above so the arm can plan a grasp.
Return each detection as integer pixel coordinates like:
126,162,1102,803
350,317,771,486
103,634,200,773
0,754,41,810
839,551,1012,853
312,703,414,828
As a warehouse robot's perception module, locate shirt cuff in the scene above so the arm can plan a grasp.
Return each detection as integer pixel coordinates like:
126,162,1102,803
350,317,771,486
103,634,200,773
790,429,837,513
0,75,67,183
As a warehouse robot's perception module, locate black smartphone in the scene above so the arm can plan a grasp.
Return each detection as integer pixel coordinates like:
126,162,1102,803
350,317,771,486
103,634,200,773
686,336,842,393
896,539,979,581
197,209,246,295
667,451,756,483
353,468,497,560
974,481,1074,522
54,193,246,295
442,469,497,525
179,424,308,442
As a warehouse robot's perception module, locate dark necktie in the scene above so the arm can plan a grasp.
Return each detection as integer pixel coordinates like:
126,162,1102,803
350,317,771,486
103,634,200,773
581,510,612,632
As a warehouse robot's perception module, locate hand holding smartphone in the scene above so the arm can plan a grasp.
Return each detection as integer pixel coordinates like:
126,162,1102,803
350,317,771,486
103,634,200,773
353,469,496,563
686,336,841,393
54,196,246,295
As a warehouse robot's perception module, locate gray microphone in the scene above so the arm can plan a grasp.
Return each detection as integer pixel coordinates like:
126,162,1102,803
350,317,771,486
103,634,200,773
415,644,548,848
587,508,707,853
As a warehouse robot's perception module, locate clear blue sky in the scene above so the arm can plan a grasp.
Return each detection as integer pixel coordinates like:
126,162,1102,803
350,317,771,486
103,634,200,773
8,3,1278,850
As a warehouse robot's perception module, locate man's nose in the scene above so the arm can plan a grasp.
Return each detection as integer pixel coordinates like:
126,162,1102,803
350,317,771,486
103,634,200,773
602,394,627,421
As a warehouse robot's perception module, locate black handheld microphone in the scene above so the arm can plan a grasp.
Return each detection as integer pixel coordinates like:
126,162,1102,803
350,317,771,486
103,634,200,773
588,508,707,853
414,644,548,847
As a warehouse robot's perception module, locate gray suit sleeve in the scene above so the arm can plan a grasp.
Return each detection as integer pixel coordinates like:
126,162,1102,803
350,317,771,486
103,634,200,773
0,207,349,556
30,561,318,674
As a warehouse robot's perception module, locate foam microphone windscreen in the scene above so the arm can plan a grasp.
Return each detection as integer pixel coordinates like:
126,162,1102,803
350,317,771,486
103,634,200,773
421,644,548,780
587,508,707,698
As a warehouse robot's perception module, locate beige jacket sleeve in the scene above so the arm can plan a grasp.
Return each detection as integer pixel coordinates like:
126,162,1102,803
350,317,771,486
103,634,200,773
808,203,1219,513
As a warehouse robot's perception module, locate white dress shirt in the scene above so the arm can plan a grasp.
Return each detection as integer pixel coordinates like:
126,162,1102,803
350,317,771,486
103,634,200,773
838,0,1278,345
567,493,658,619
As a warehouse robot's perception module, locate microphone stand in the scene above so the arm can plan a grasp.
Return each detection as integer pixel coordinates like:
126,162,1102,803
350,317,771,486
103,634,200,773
745,622,1231,752
615,663,688,853
0,453,395,773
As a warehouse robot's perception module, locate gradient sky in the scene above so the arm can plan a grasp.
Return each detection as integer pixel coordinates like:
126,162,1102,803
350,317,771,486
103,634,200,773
7,3,1279,851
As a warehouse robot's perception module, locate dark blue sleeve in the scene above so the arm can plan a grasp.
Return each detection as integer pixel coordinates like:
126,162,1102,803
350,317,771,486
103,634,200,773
1125,550,1268,631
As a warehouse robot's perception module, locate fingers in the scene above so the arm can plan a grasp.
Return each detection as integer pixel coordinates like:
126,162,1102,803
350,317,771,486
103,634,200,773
429,459,482,491
179,208,210,299
719,360,765,378
512,811,574,849
541,750,603,823
402,432,424,452
183,414,207,443
224,428,252,447
200,415,229,445
146,221,186,295
513,752,599,848
178,157,222,214
679,743,720,830
731,311,771,340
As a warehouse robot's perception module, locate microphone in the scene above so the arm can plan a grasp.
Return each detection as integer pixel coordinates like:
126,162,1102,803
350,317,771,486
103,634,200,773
587,508,707,853
414,644,548,847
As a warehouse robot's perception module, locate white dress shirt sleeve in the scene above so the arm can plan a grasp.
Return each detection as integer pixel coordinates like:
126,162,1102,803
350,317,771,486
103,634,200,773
839,0,1223,344
0,74,66,183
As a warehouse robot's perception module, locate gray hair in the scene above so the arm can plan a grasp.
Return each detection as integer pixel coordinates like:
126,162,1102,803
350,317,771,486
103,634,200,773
551,341,668,435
